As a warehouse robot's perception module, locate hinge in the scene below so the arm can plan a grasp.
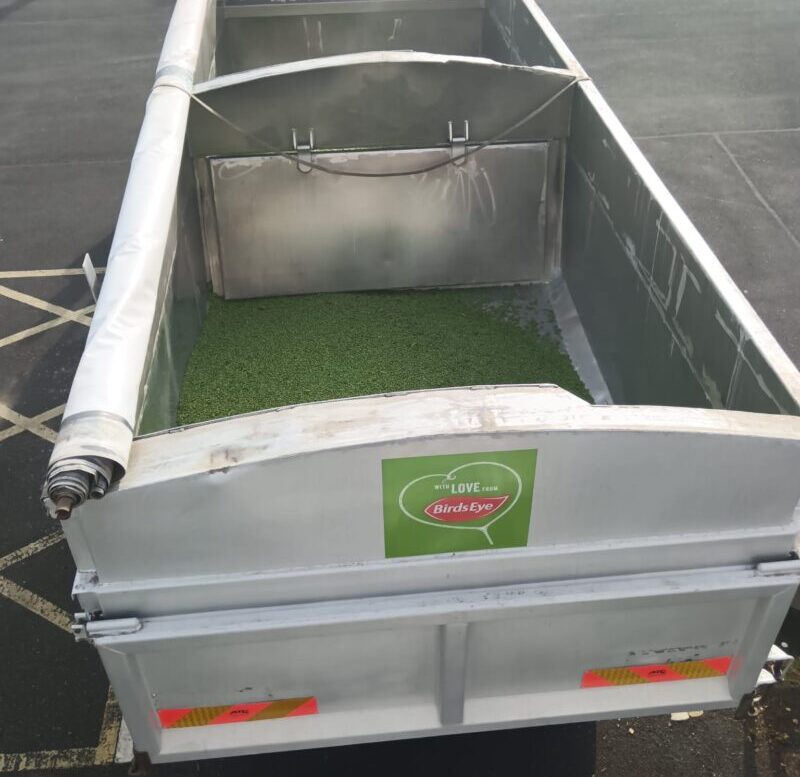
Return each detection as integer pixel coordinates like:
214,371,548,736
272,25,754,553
291,127,315,174
72,612,142,643
448,120,469,165
71,611,93,642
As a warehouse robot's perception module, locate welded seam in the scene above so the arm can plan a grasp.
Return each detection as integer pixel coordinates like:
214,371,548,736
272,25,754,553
713,133,800,252
0,306,95,350
0,403,59,443
0,285,93,326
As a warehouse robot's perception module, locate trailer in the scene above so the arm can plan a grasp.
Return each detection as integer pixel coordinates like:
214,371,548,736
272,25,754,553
44,0,800,766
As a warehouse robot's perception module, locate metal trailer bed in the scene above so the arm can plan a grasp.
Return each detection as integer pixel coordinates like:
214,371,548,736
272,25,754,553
43,0,800,765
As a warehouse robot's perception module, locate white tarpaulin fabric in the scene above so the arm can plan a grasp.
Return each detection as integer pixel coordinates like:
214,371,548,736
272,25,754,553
45,0,215,511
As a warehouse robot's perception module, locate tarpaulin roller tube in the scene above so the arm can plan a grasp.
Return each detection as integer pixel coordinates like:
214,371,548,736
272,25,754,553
43,0,215,518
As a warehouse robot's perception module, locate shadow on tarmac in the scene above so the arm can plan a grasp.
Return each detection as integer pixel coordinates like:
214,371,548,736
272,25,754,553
158,723,596,777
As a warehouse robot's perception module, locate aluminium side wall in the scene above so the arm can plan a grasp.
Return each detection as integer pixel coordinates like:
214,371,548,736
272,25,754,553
485,0,800,414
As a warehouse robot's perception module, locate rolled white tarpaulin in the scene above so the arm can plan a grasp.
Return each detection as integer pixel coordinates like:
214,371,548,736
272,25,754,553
44,0,215,519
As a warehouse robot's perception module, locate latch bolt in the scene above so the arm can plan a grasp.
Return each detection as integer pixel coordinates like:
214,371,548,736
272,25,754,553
448,120,470,165
292,128,315,174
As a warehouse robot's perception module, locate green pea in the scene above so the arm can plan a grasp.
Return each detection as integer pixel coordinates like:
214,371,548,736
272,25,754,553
176,286,592,426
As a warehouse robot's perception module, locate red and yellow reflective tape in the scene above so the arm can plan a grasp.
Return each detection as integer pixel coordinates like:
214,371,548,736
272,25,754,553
158,697,318,728
582,656,732,688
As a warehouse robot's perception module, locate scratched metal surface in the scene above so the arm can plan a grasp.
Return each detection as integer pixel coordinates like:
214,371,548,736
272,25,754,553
189,52,576,157
484,0,800,415
216,7,484,72
561,93,799,414
207,144,551,299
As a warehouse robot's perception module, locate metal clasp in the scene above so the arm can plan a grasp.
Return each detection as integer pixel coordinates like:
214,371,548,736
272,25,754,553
291,128,315,174
448,120,469,165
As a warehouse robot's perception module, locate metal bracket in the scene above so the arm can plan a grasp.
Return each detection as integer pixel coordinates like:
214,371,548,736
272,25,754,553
735,644,795,718
762,643,794,682
71,611,92,642
291,128,315,174
128,750,153,777
448,120,469,165
439,623,469,725
751,645,794,688
73,570,101,614
82,253,99,302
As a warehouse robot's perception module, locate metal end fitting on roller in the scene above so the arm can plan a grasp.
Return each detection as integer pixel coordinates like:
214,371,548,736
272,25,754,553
42,457,114,520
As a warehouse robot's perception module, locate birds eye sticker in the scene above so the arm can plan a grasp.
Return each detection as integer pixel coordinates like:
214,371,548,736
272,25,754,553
382,450,537,558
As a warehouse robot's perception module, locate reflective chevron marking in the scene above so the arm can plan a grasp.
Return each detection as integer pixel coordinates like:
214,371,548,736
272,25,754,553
582,656,733,687
158,697,318,728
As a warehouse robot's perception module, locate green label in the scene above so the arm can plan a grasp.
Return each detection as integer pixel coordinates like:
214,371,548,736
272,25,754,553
382,449,537,558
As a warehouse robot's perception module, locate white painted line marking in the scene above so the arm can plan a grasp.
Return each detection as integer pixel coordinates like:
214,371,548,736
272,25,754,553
0,351,116,770
636,126,800,141
0,285,93,326
713,133,800,252
0,747,97,772
0,305,94,350
94,687,123,766
0,527,73,630
0,688,122,771
0,268,105,279
0,529,63,573
0,577,72,633
0,403,60,444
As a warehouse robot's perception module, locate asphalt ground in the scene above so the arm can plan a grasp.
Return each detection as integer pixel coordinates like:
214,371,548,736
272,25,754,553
0,0,798,775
